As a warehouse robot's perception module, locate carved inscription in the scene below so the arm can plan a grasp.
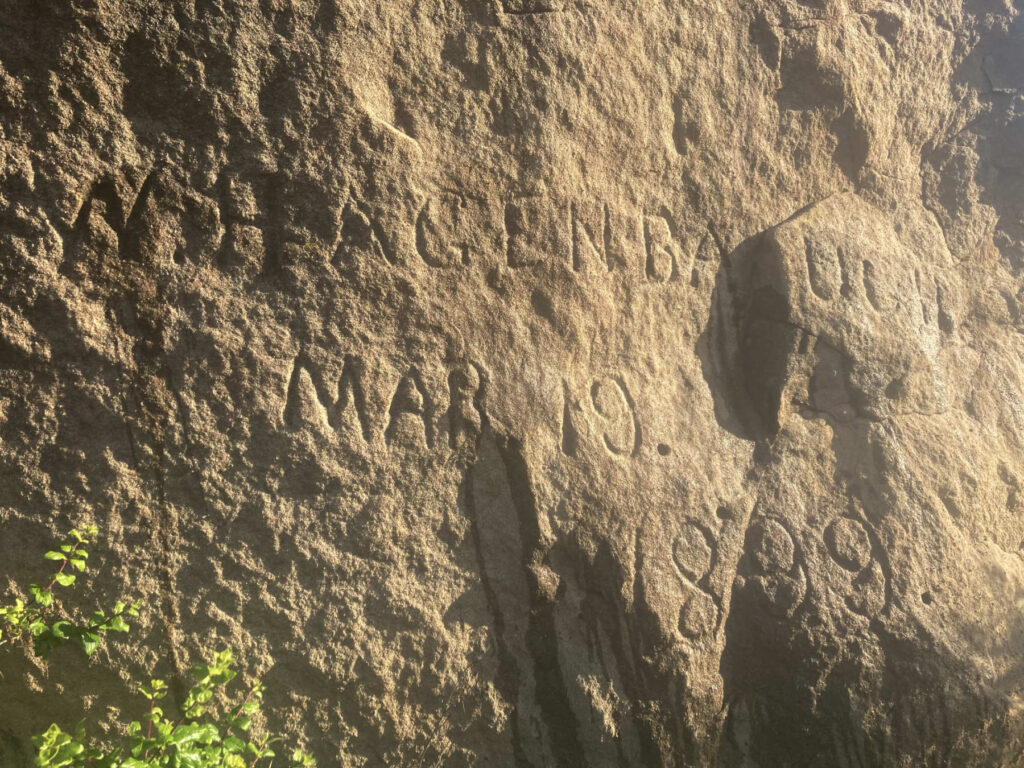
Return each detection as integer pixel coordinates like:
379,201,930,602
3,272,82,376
446,363,484,449
822,515,888,619
672,520,720,639
284,356,485,454
603,206,644,274
284,356,371,441
644,213,680,283
570,201,611,273
416,192,473,268
63,168,219,272
559,380,580,457
505,195,564,268
333,198,394,268
590,377,640,457
804,236,842,301
561,376,641,459
64,169,713,300
385,369,434,448
743,517,807,619
80,161,708,289
862,259,889,311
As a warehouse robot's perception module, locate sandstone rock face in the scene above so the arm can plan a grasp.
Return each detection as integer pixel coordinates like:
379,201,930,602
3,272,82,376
1,1,1024,765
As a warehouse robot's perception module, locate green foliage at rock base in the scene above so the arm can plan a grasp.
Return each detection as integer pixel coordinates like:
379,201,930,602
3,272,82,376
2,526,316,768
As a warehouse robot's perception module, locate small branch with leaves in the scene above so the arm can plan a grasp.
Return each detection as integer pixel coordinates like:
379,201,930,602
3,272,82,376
33,648,315,768
1,525,316,768
0,525,139,659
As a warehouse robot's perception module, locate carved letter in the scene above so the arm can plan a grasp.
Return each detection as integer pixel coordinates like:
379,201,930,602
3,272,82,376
284,360,332,432
333,199,394,268
416,193,472,268
560,380,580,457
644,214,678,283
284,356,370,442
447,363,483,449
505,194,564,268
330,356,371,442
571,201,610,273
386,369,433,448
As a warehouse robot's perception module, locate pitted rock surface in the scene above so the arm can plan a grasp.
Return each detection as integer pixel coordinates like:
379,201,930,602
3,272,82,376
1,1,1024,766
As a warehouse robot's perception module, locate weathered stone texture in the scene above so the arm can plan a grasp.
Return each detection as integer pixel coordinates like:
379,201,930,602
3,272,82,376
1,0,1024,765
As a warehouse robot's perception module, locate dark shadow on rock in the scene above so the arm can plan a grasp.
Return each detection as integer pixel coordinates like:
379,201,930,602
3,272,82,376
697,231,789,442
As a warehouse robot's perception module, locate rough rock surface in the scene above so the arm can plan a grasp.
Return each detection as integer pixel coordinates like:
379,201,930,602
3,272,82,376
1,0,1024,765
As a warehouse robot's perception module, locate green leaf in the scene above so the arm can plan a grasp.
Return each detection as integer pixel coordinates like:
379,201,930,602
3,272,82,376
54,573,75,587
79,632,100,655
70,558,86,572
44,551,65,561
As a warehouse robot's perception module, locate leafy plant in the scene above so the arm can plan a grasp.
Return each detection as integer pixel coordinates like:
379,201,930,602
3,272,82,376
32,647,316,768
0,525,138,658
1,525,316,768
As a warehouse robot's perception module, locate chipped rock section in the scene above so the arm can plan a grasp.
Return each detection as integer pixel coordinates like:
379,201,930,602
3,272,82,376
1,1,1023,766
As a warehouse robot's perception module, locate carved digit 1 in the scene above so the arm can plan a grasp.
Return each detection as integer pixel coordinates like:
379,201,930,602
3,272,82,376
560,380,580,457
804,237,841,301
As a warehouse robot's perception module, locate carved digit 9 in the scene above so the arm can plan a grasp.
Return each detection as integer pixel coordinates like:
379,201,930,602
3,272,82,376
590,376,641,458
